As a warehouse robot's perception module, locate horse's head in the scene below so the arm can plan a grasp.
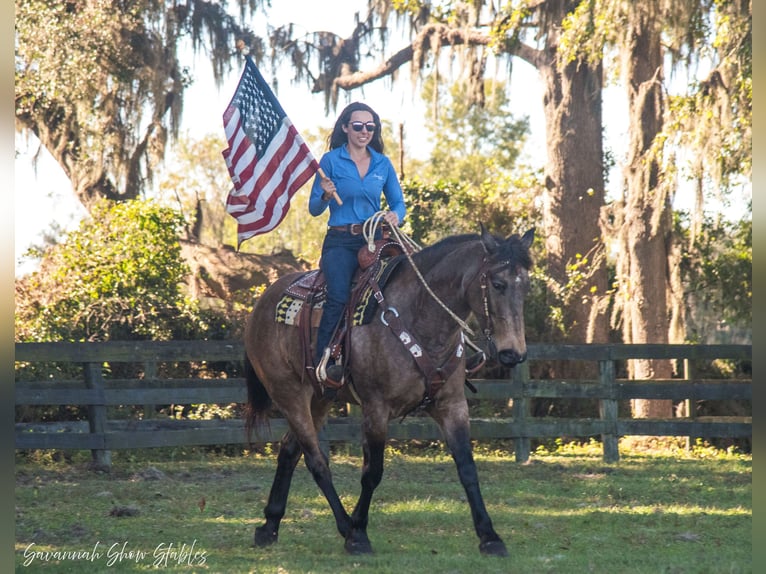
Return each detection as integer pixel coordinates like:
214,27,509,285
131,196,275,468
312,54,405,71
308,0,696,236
470,224,535,368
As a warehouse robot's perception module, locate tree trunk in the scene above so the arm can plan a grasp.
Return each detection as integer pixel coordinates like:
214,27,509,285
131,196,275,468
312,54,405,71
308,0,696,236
537,2,609,349
620,2,673,418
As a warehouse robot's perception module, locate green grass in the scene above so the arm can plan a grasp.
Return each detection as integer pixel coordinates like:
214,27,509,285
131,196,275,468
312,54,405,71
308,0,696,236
15,441,751,573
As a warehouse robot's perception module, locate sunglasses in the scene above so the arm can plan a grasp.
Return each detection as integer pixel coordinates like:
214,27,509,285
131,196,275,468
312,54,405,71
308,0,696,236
349,121,376,133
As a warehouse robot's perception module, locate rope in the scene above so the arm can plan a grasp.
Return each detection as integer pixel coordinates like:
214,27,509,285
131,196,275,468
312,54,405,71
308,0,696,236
363,212,477,337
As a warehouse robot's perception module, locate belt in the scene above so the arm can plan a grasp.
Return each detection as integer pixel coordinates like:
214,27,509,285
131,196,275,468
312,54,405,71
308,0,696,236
328,224,364,235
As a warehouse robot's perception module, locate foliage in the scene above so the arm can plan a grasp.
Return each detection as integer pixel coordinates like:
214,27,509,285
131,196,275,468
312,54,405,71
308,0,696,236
421,77,530,186
15,199,212,343
663,0,752,195
402,175,541,250
15,0,262,206
679,214,751,342
402,75,541,241
14,446,751,573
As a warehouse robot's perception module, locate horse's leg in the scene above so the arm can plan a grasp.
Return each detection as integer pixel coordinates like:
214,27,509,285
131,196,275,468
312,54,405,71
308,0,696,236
345,410,387,555
254,430,303,546
432,400,508,557
255,397,350,547
290,413,353,541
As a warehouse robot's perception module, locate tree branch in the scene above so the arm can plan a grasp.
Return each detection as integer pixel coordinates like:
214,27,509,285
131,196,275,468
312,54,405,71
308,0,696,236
328,22,541,94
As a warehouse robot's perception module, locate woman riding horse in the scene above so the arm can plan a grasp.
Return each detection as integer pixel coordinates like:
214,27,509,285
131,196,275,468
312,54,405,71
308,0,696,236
244,222,534,556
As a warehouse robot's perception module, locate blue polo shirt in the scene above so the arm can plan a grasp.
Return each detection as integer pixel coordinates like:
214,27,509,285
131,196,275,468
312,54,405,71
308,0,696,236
308,144,406,226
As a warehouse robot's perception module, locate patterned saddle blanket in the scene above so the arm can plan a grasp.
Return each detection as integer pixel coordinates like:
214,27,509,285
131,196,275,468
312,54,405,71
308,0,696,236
275,255,404,327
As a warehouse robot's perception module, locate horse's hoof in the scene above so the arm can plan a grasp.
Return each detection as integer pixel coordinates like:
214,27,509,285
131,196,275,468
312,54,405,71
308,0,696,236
254,526,278,547
345,535,373,555
479,539,508,557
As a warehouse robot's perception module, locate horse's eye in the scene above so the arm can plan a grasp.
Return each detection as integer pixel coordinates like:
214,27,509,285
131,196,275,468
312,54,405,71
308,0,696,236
491,279,507,293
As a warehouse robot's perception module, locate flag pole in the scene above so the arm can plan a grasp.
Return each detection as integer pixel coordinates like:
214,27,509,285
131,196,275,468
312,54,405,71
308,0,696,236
317,167,342,205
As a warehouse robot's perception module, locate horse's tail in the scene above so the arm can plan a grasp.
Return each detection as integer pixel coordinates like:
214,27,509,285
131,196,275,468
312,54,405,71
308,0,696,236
243,352,272,444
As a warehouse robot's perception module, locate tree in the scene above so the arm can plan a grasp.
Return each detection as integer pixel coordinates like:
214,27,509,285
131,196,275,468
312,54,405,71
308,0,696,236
563,0,751,416
15,199,208,342
15,0,262,210
421,77,530,186
400,77,540,242
664,0,752,240
680,215,751,344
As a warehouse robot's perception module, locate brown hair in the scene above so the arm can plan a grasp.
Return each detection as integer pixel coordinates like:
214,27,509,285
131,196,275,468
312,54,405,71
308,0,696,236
327,102,384,153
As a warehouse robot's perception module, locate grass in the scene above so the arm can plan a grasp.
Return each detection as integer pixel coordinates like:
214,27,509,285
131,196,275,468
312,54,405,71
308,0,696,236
15,440,751,573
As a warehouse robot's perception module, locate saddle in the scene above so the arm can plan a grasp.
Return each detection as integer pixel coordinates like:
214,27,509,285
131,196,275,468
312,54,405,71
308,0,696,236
275,238,408,394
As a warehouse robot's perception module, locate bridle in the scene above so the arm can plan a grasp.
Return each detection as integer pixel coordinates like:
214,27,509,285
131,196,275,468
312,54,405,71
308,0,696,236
474,257,517,359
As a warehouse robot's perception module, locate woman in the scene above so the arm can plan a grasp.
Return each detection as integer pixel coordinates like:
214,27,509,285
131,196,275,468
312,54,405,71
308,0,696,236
309,102,406,385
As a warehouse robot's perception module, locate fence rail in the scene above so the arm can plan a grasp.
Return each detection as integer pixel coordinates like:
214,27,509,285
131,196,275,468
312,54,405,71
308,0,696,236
15,341,751,466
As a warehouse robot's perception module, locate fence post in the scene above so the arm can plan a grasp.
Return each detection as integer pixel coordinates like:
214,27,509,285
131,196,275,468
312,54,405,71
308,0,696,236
684,358,697,451
83,362,111,470
512,362,531,463
144,361,157,419
599,359,619,463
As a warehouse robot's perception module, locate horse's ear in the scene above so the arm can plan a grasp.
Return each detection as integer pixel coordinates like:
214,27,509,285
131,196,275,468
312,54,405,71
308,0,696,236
520,228,535,249
479,222,499,254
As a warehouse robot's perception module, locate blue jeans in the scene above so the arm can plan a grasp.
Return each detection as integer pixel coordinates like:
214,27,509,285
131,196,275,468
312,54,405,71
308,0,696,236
314,229,367,364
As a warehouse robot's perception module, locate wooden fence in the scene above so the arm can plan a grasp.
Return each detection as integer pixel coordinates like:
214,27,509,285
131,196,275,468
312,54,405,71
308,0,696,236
15,341,751,466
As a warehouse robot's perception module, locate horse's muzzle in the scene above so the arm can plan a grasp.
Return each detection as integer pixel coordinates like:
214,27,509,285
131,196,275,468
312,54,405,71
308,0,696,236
497,349,527,367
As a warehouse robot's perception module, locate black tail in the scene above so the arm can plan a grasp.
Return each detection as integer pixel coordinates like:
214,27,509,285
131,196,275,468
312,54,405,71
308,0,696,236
243,352,272,443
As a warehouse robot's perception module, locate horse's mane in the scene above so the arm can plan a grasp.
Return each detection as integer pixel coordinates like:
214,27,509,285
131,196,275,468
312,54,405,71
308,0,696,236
496,233,534,270
411,233,478,272
412,231,532,273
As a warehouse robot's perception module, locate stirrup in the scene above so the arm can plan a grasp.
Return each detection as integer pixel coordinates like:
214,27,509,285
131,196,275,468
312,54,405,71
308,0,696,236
316,347,332,383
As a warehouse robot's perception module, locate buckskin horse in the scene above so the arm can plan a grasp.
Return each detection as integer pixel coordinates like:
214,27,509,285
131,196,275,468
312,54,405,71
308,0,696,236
243,222,534,556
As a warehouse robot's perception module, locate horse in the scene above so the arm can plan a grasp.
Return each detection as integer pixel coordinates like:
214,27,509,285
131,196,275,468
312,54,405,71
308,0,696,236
243,223,534,556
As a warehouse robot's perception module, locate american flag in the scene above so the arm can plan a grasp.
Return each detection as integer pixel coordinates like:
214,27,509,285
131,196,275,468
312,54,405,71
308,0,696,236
222,57,319,247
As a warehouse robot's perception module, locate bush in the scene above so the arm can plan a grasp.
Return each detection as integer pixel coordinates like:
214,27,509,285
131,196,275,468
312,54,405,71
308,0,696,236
16,198,212,343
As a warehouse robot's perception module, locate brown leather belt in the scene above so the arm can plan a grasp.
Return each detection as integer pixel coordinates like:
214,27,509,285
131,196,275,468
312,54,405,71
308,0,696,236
328,224,364,235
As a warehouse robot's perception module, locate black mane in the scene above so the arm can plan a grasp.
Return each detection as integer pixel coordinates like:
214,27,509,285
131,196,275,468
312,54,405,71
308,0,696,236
411,233,477,270
492,233,533,270
412,231,532,272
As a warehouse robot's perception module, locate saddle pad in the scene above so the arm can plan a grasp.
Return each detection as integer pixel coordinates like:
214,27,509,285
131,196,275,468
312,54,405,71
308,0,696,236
275,296,311,326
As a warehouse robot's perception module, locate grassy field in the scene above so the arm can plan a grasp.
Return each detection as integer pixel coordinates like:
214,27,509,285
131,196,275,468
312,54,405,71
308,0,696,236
15,440,751,573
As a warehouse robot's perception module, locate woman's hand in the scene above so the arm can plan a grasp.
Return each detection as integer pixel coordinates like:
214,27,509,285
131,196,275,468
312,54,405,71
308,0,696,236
320,178,337,201
383,210,399,227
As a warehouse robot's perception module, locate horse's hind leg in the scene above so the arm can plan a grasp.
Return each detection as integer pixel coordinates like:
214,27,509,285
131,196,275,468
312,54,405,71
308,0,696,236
254,399,349,546
433,402,508,557
254,430,302,546
289,414,353,541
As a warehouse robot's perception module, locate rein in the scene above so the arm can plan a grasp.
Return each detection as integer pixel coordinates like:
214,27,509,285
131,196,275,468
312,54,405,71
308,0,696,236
363,213,511,352
360,214,513,406
363,213,478,338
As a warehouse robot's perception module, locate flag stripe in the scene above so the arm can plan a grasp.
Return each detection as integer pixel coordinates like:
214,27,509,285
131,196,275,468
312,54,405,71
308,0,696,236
221,57,319,246
237,129,317,227
225,120,316,214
